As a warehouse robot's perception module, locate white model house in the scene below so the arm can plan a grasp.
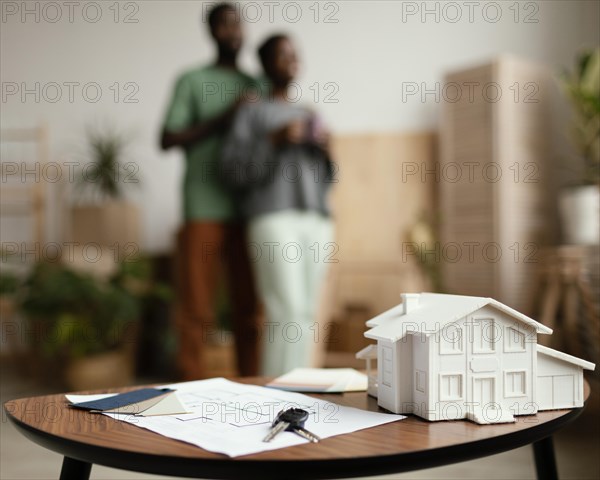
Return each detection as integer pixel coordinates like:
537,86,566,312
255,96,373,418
356,293,595,424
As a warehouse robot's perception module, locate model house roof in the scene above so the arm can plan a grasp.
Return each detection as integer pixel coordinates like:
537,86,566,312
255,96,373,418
364,293,553,342
537,345,596,370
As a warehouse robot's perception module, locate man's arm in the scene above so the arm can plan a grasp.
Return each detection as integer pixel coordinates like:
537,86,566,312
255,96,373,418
160,102,239,150
160,72,243,151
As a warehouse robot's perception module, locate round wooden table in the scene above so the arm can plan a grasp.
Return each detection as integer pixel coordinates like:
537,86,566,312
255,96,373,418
4,377,590,480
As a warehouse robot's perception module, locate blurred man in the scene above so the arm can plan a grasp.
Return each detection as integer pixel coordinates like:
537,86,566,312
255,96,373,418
160,3,259,379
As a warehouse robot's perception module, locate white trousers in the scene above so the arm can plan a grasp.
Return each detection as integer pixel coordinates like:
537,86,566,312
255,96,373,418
248,209,334,376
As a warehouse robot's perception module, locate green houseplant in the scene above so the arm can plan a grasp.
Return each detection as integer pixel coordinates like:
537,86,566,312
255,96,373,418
76,128,135,201
0,271,21,357
19,256,167,389
407,214,443,293
559,48,600,245
70,125,141,247
21,263,139,357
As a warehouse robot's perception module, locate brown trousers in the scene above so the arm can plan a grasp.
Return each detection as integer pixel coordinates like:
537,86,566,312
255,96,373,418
175,222,260,379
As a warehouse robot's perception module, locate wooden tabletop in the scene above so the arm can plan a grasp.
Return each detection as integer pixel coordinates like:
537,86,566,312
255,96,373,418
4,377,590,479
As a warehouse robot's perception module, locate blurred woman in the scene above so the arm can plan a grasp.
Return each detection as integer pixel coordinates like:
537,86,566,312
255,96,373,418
221,34,334,376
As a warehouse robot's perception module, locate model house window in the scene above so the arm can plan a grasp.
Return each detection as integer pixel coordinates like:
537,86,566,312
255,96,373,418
504,327,526,352
439,374,463,400
473,318,496,353
440,324,463,355
416,370,426,393
505,370,526,397
382,345,393,387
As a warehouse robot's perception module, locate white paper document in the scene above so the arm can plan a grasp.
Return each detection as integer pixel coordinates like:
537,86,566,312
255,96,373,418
266,368,368,393
66,378,403,457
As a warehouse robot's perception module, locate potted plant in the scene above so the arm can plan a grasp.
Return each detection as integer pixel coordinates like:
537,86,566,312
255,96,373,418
70,126,140,248
0,271,21,357
407,214,443,292
559,48,600,245
18,256,167,390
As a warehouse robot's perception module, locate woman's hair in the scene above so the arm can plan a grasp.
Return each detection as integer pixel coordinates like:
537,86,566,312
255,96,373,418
257,34,288,71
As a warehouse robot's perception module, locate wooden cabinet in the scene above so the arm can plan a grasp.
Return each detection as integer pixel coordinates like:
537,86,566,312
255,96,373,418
439,56,553,316
326,132,436,331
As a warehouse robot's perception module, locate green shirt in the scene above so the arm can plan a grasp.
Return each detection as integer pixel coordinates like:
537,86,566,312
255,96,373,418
163,65,256,221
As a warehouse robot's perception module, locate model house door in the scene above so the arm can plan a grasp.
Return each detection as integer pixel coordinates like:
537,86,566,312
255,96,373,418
552,375,574,406
537,374,575,410
473,377,496,409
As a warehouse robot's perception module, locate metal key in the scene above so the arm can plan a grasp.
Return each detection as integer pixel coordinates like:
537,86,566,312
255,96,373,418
262,408,321,443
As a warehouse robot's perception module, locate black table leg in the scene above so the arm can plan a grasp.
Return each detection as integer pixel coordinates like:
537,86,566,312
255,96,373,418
59,456,92,480
533,435,558,480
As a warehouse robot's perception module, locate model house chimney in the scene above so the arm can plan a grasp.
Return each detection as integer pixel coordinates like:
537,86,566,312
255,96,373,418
401,293,420,314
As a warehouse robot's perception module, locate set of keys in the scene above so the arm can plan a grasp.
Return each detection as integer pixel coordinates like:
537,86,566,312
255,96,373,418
262,408,321,443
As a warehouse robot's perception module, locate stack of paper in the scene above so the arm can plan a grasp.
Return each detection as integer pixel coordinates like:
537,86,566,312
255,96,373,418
65,378,403,457
266,368,368,393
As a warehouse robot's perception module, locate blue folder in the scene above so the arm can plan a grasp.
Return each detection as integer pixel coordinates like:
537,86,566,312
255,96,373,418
69,388,174,412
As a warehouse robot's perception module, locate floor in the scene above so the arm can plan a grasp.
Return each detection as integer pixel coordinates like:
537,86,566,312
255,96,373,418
1,366,599,480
